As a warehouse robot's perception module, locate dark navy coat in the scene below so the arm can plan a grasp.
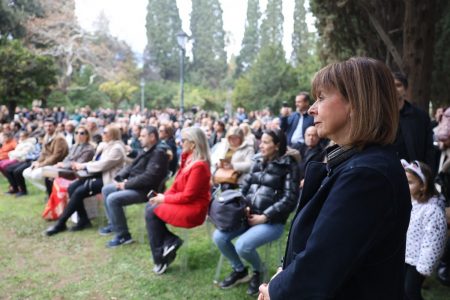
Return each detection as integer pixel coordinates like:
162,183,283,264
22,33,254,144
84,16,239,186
269,145,411,300
281,112,314,146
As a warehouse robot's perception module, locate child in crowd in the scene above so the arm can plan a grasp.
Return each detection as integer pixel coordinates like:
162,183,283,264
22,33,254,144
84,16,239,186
402,160,448,300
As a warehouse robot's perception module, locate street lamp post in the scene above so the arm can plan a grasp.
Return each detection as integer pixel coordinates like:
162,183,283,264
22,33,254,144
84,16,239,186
140,78,145,112
176,31,188,121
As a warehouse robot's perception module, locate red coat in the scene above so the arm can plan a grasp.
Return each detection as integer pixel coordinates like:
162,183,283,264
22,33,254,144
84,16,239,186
154,153,211,228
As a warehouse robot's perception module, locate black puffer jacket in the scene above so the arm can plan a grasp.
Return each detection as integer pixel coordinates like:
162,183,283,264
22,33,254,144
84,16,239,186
241,151,299,224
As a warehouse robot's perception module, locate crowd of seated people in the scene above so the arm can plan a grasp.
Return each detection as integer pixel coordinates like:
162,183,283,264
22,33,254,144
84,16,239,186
0,77,449,298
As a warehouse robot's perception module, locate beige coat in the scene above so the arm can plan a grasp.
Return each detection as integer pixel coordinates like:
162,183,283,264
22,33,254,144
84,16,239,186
211,139,255,184
82,140,126,185
37,133,69,166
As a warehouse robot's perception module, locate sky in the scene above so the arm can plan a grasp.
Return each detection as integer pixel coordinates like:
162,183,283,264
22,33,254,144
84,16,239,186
75,0,315,60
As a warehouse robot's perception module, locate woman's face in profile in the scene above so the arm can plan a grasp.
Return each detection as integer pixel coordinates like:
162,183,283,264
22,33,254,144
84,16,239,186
259,133,277,160
181,135,194,154
308,87,352,145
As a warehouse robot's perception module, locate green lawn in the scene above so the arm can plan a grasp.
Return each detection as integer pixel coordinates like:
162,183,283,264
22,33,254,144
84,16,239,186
0,177,449,299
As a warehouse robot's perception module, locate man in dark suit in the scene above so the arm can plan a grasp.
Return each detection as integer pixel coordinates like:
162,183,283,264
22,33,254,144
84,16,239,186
280,92,314,146
99,126,169,248
392,72,435,174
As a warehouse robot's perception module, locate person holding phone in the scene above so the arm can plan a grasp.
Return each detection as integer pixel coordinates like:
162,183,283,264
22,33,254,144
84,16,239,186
98,126,169,248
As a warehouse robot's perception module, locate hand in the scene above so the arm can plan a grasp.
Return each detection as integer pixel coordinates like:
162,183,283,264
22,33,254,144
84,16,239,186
31,161,40,169
280,107,290,117
71,162,84,171
149,193,164,206
115,181,126,190
258,283,270,300
248,214,268,226
55,162,64,168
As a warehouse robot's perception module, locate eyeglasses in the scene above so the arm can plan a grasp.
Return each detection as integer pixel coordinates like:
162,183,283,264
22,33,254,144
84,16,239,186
103,131,109,135
75,131,86,135
181,138,191,143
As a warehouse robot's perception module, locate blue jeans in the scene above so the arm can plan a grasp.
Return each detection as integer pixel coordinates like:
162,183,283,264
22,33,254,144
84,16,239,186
213,223,284,272
102,183,147,238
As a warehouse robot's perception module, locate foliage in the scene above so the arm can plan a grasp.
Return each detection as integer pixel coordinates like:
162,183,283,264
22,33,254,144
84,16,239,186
0,0,43,39
99,81,138,109
233,44,297,112
0,39,57,113
136,80,178,110
46,89,69,108
260,0,284,46
144,0,182,81
235,0,260,75
291,0,312,65
293,53,322,93
66,66,109,109
190,0,227,88
431,0,450,107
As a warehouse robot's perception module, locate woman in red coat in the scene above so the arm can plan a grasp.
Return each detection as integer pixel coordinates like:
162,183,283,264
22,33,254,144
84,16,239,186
145,126,211,275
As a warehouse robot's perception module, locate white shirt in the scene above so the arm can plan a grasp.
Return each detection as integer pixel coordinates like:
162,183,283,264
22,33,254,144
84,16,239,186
405,196,447,276
291,113,304,144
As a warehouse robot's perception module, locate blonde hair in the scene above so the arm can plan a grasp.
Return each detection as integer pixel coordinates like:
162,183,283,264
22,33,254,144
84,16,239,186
311,57,399,148
105,124,121,141
182,127,211,166
226,126,244,141
75,125,91,144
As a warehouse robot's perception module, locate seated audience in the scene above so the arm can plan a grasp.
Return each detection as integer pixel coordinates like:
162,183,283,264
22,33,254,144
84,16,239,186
23,118,68,195
3,132,39,196
211,127,254,188
213,129,299,296
44,124,126,236
145,127,211,275
99,126,169,248
0,132,17,172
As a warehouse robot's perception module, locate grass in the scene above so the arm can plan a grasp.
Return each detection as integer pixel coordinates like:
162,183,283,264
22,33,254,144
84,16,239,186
0,177,449,299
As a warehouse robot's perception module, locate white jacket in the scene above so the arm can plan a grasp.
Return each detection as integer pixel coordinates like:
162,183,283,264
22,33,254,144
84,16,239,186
405,195,448,276
8,138,37,161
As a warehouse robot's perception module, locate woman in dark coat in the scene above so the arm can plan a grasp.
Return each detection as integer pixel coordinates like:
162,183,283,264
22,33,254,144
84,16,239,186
213,128,299,296
258,57,411,300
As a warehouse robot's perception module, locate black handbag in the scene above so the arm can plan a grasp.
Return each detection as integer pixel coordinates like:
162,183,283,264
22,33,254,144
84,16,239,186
208,189,248,232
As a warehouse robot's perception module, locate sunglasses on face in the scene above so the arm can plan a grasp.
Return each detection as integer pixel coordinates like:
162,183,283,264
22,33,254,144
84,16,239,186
75,131,86,135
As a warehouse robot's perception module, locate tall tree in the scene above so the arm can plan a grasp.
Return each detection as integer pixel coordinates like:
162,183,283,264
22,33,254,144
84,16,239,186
310,0,439,111
236,0,260,74
0,0,42,39
144,0,182,80
190,0,227,88
260,0,284,46
291,0,311,65
0,39,57,117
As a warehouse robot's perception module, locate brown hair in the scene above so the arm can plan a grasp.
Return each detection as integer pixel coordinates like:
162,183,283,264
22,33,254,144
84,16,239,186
311,57,399,148
405,161,437,202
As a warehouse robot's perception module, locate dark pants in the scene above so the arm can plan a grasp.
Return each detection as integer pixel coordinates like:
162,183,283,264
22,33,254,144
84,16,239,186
56,177,103,226
5,161,31,193
404,263,425,300
145,203,178,264
45,177,53,196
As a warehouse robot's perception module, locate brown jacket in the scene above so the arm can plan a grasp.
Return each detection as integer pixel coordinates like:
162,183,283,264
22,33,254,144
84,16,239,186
37,134,69,166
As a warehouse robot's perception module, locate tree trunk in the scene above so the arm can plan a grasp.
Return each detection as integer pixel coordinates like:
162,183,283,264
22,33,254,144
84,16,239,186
402,0,435,112
7,100,17,122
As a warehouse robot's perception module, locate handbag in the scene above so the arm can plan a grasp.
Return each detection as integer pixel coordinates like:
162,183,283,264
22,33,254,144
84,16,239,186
213,168,239,185
208,189,248,232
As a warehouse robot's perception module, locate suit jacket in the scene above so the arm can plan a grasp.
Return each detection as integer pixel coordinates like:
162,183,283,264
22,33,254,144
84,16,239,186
269,145,411,300
281,111,314,146
82,140,126,185
293,143,325,179
37,134,69,166
114,144,169,194
394,101,435,173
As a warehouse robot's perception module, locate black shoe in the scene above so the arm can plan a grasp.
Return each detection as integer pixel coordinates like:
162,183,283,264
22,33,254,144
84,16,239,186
162,237,184,259
69,220,92,232
219,267,250,289
437,263,450,286
45,223,67,236
247,271,261,295
15,191,28,197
